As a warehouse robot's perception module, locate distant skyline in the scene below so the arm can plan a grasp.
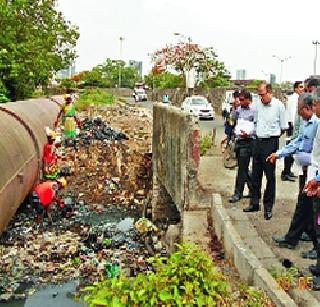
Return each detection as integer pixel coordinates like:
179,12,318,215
57,0,320,82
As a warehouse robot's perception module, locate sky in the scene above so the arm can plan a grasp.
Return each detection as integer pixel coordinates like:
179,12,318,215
57,0,320,82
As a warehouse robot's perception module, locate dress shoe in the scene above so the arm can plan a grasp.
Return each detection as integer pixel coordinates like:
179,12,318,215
272,236,296,249
281,174,295,182
288,172,298,178
301,249,317,259
300,232,312,242
228,194,241,203
312,276,320,290
309,264,320,276
243,204,260,213
264,210,273,220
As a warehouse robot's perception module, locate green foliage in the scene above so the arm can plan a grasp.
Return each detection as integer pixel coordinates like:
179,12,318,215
269,265,299,291
83,243,231,306
83,243,271,306
0,79,9,102
0,0,79,101
59,79,77,91
144,71,184,89
75,89,114,111
245,80,264,89
80,59,140,88
199,134,213,156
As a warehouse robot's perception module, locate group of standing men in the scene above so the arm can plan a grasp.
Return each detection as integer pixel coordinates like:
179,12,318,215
227,79,320,286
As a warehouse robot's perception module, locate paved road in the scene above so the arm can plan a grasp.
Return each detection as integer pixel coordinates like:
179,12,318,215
125,98,218,135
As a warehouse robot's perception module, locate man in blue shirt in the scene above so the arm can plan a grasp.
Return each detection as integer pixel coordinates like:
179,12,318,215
229,90,255,203
268,96,318,251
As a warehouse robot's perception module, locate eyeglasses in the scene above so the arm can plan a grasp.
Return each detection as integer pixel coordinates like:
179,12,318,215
258,92,268,97
298,85,304,89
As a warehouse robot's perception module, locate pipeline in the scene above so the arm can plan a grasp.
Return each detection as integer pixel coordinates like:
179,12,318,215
0,98,59,234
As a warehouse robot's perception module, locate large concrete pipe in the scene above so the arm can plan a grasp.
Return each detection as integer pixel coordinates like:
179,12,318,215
0,98,59,233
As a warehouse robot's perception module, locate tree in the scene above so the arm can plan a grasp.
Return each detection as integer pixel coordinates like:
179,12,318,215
150,40,230,88
79,59,140,88
144,71,184,89
0,0,79,100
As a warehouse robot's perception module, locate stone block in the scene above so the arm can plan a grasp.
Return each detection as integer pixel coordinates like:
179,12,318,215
253,268,297,307
223,221,242,264
233,240,262,284
212,193,222,207
211,203,231,241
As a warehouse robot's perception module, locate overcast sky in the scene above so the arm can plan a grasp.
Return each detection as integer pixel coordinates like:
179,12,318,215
58,0,320,82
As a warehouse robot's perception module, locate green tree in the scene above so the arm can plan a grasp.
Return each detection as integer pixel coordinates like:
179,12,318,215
144,71,184,89
0,0,79,101
80,59,140,88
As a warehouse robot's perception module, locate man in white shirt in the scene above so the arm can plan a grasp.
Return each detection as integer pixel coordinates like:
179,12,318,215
282,81,304,181
243,83,288,220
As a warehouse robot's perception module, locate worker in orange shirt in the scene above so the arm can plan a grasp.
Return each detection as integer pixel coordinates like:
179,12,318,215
30,178,67,223
42,128,59,180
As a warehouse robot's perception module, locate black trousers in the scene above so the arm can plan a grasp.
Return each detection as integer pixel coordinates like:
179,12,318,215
234,139,253,196
284,170,316,246
283,122,294,175
250,137,279,211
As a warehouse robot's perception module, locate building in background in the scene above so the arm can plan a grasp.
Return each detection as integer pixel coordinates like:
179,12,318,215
270,74,276,85
56,61,76,79
236,69,247,80
129,60,143,77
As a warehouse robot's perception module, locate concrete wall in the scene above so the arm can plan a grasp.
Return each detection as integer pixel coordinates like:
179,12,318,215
152,104,199,220
147,88,286,114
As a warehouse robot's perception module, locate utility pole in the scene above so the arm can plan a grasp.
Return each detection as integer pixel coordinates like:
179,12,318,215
313,41,320,76
272,55,291,86
118,37,125,88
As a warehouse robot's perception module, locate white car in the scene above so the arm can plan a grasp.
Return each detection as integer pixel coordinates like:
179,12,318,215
133,88,148,102
181,96,215,120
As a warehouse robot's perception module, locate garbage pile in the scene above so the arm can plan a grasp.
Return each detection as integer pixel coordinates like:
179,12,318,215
0,103,159,303
0,204,165,302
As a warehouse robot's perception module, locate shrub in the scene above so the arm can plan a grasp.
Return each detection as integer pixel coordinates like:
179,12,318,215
83,243,230,306
75,89,114,111
199,134,212,156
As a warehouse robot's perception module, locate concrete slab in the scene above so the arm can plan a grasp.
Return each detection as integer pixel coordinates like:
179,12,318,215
226,207,250,221
242,236,275,259
232,220,260,238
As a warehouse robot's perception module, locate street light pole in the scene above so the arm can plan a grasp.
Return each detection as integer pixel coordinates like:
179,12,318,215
312,41,320,76
118,37,125,88
272,55,291,86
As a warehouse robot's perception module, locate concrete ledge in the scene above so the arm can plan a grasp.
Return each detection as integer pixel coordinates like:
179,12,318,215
211,193,298,306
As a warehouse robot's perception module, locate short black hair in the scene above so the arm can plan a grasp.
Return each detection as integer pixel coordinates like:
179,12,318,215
240,90,252,101
294,81,302,89
233,90,240,98
308,79,319,87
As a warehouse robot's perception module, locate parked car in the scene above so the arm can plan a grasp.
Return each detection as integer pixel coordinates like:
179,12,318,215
181,96,215,120
133,88,148,102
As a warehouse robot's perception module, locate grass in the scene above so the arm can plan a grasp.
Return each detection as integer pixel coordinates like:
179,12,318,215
199,134,213,156
75,89,114,111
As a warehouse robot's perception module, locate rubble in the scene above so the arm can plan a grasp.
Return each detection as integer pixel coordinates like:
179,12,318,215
0,103,162,302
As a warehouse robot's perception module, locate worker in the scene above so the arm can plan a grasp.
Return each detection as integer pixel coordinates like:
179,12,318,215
42,127,59,180
30,178,67,223
54,93,80,145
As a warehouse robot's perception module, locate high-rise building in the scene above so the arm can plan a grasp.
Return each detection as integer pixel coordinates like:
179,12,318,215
236,69,247,80
56,61,76,79
129,60,143,77
270,74,276,85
